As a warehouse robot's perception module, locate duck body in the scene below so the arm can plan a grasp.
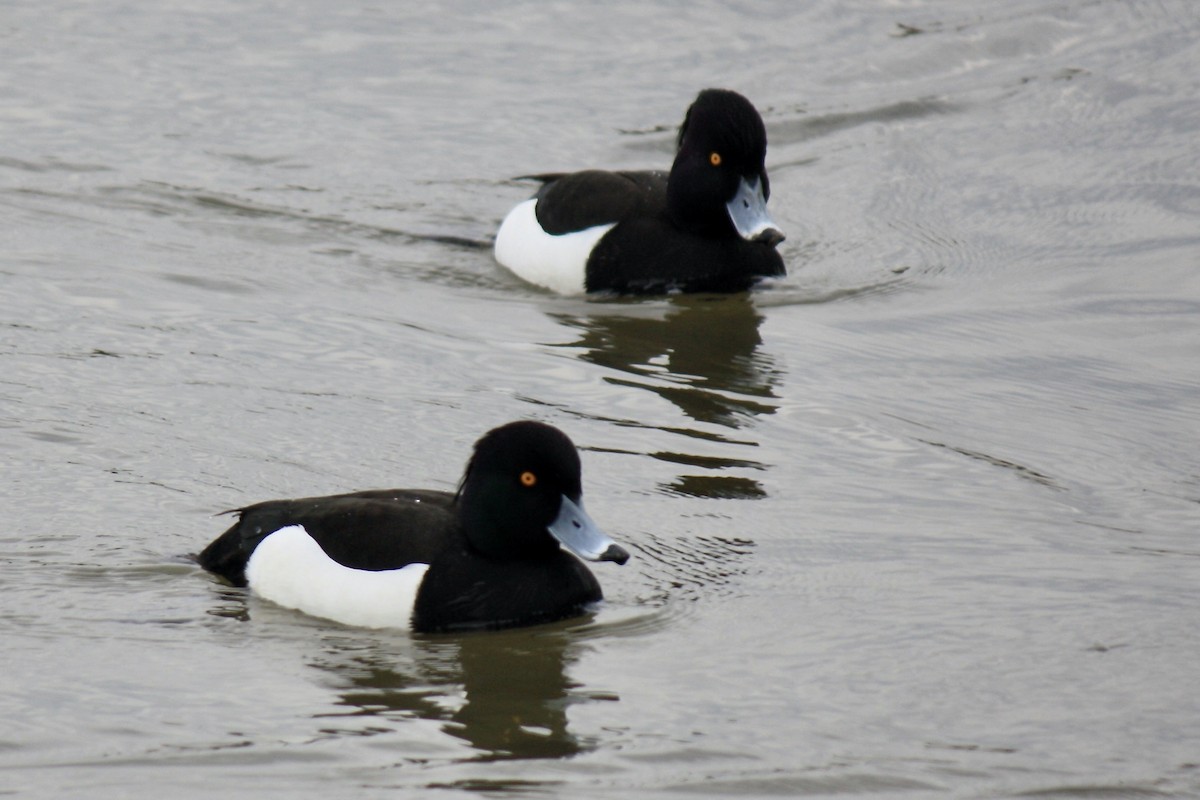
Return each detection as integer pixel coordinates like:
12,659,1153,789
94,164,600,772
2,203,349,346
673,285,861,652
494,89,786,295
197,422,628,633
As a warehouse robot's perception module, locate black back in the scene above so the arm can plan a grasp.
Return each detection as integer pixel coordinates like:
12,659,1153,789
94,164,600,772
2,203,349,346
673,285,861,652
196,488,455,587
532,170,669,235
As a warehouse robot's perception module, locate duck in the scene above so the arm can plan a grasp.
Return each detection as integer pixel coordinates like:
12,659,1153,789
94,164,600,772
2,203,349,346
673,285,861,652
197,421,629,633
494,88,786,295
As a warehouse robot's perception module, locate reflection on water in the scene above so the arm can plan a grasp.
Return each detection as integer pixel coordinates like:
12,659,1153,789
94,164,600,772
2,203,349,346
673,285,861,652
550,294,780,499
310,620,610,762
553,294,779,423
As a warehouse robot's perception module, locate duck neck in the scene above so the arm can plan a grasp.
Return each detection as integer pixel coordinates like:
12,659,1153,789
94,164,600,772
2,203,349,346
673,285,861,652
455,483,558,562
666,151,738,239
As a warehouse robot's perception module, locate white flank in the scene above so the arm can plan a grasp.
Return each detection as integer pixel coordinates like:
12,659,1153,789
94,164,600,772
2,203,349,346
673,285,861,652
244,525,429,630
494,198,615,295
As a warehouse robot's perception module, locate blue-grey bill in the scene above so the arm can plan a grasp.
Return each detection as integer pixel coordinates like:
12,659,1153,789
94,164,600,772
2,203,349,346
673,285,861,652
726,175,785,245
548,496,630,564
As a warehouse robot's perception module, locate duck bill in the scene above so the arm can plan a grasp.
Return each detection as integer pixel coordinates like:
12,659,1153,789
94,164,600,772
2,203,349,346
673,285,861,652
726,175,785,246
548,496,629,565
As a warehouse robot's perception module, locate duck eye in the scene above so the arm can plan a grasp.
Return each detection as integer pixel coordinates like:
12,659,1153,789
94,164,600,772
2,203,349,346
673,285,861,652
709,151,722,166
520,471,537,487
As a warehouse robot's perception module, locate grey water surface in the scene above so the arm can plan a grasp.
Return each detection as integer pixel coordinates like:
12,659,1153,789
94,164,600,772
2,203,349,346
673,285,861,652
3,1,1199,797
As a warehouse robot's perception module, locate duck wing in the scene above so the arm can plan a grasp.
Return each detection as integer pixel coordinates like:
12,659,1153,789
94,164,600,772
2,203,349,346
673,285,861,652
523,170,668,234
197,489,456,586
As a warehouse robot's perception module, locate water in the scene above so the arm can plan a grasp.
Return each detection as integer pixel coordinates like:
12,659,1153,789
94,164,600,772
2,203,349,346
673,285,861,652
3,1,1199,797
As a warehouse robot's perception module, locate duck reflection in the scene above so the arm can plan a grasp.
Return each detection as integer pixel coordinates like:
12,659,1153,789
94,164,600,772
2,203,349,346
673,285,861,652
549,294,780,498
311,619,607,761
552,293,778,427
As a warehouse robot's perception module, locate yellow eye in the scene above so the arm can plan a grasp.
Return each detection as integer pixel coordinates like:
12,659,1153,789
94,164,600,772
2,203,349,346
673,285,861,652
520,471,537,487
709,151,722,166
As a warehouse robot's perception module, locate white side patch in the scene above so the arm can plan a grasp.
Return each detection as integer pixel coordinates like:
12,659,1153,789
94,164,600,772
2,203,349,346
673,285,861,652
494,198,615,295
244,525,429,630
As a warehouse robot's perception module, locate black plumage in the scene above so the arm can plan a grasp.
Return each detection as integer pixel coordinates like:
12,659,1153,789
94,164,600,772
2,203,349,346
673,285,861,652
197,421,628,633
